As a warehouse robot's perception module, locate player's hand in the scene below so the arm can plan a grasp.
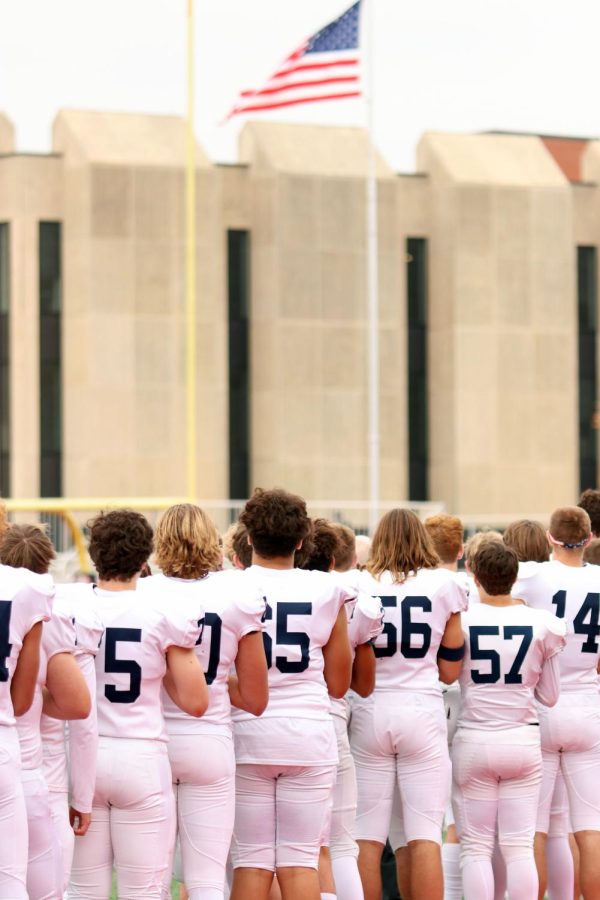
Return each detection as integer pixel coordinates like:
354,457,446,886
69,807,91,836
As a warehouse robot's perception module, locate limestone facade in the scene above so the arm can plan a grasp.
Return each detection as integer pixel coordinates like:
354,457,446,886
0,111,595,521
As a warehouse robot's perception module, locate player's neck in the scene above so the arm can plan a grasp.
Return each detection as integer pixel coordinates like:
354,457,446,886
438,562,458,572
552,549,585,568
479,591,519,607
97,576,139,592
251,552,295,570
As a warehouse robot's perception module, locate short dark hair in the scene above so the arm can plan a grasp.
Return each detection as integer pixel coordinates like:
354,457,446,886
549,506,590,549
231,522,252,569
578,490,600,538
503,520,549,563
331,523,356,572
472,542,519,596
302,519,340,572
88,509,153,581
0,524,56,574
240,488,311,560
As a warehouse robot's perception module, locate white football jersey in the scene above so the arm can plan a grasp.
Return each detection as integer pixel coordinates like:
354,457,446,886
93,587,201,741
40,583,104,806
514,560,600,694
357,567,469,695
457,602,566,730
138,570,266,733
0,565,54,727
16,607,76,769
234,565,356,721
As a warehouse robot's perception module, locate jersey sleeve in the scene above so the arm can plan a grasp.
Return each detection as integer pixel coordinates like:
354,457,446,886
42,609,77,660
348,592,384,648
17,570,54,632
160,601,203,651
68,651,98,814
233,586,267,640
73,609,104,657
541,612,567,660
534,653,561,708
439,575,469,615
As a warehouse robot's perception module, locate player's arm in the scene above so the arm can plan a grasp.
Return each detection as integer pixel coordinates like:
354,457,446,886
42,652,91,720
164,646,209,718
437,613,465,685
535,654,561,707
66,651,98,837
323,607,352,699
350,642,376,697
229,631,269,716
11,621,43,716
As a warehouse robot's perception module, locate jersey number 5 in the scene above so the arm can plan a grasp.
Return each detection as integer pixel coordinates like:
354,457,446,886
104,627,142,703
263,602,311,673
470,625,533,684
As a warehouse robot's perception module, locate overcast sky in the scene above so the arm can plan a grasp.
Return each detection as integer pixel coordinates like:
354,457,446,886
0,0,596,172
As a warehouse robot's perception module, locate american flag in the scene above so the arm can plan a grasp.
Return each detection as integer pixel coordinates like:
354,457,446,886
226,1,362,119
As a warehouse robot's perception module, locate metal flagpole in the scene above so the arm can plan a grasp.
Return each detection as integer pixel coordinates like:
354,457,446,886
186,0,197,500
365,0,380,534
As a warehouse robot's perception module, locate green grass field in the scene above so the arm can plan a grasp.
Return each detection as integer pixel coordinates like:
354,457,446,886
110,877,180,898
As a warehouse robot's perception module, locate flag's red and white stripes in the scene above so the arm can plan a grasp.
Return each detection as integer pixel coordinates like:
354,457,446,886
227,45,360,118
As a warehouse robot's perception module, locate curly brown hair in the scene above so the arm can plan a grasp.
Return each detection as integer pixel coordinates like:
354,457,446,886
88,509,153,581
0,524,56,574
367,509,439,583
302,519,340,572
240,488,312,560
578,490,600,538
154,504,221,579
222,522,253,569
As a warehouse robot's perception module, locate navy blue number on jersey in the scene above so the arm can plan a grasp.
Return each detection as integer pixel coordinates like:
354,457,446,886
470,625,533,684
263,602,311,673
0,601,12,683
104,627,142,703
373,596,432,659
197,613,222,685
552,590,600,654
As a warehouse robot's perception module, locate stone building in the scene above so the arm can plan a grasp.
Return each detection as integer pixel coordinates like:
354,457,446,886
0,110,596,523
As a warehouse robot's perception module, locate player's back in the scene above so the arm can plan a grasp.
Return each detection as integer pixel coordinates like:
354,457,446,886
514,559,600,693
458,601,566,730
236,565,353,721
357,566,468,695
139,569,265,732
93,587,200,741
0,565,53,727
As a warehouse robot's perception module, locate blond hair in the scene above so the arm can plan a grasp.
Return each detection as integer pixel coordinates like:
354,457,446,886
464,530,503,571
154,504,221,580
0,501,7,542
367,509,439,583
222,521,252,570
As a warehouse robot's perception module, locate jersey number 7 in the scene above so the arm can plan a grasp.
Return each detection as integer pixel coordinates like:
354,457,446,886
469,625,533,684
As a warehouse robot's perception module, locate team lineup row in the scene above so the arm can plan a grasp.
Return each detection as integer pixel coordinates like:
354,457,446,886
0,488,600,900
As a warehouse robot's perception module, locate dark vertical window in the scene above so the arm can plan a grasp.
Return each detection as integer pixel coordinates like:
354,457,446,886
39,222,62,497
578,245,598,492
228,230,250,500
407,237,428,501
0,225,9,497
